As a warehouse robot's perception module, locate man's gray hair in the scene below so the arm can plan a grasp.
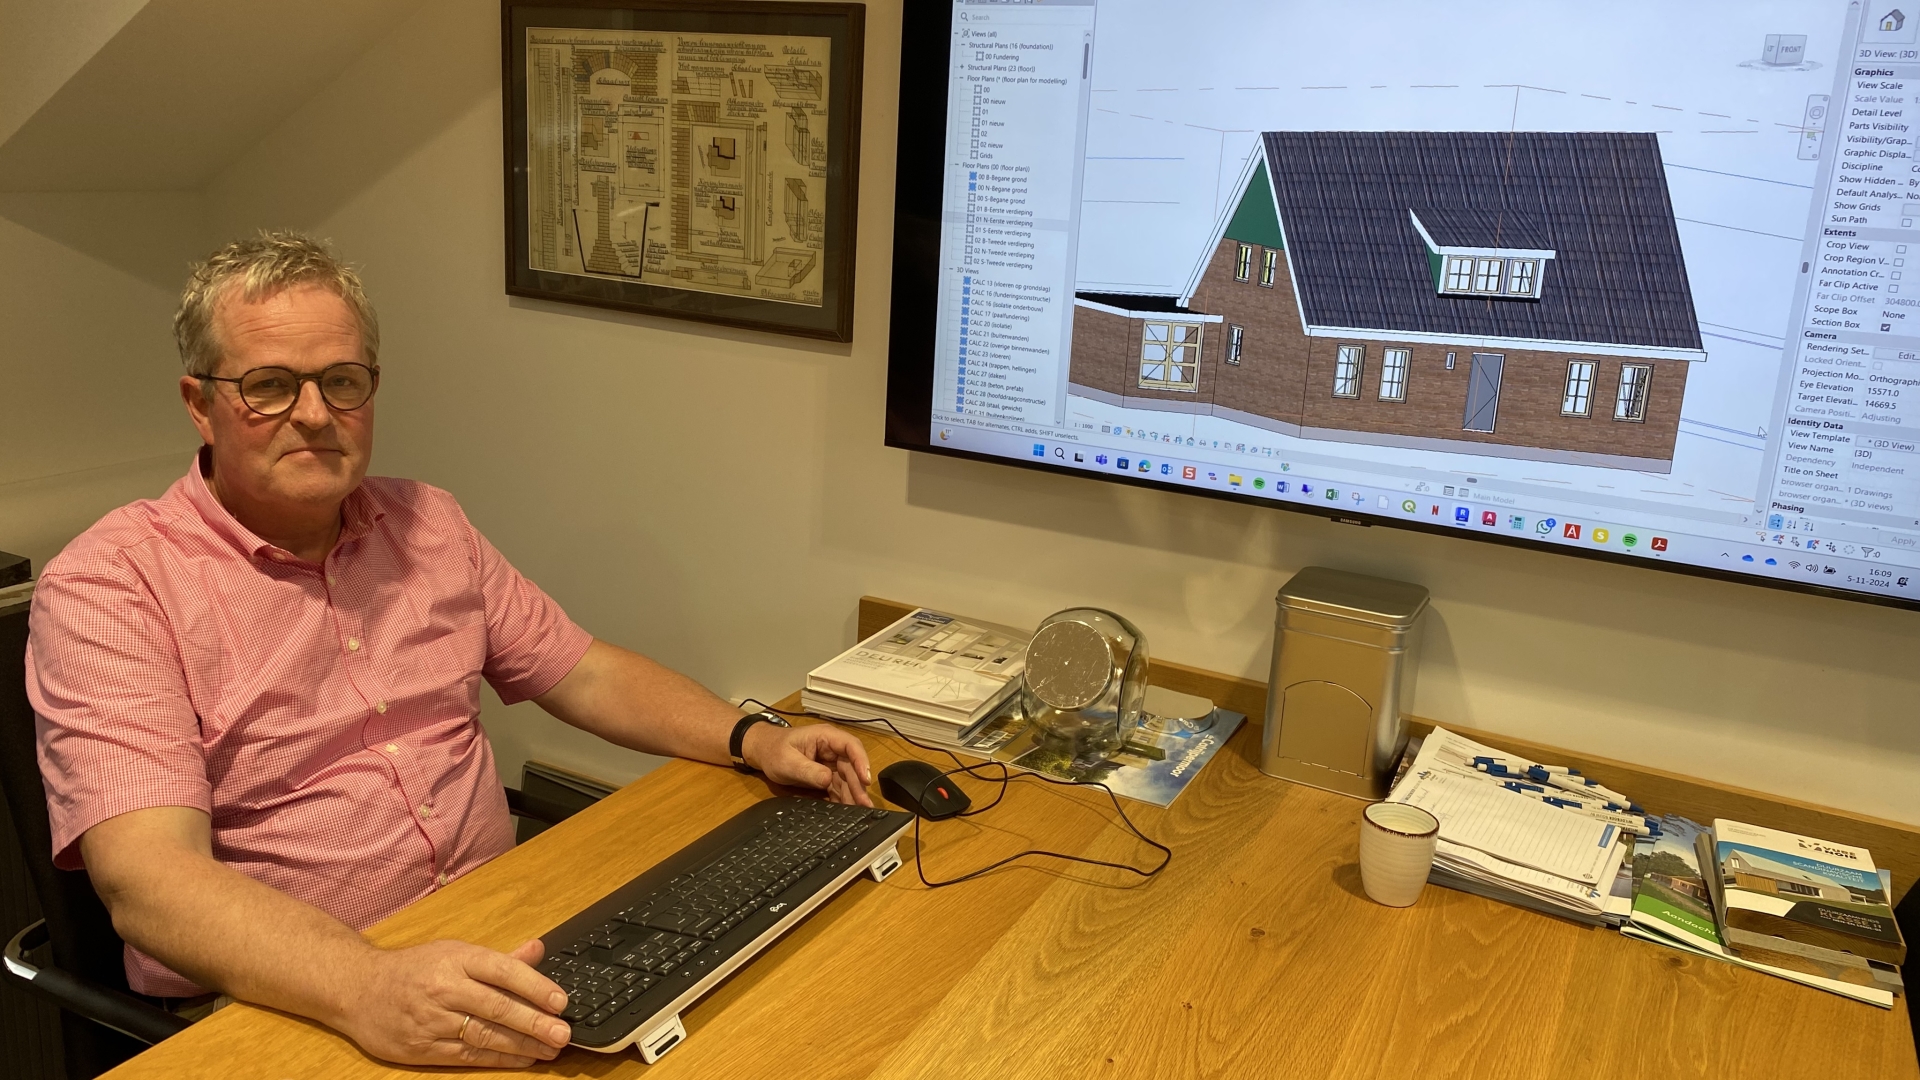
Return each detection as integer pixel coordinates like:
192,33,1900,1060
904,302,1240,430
173,230,380,379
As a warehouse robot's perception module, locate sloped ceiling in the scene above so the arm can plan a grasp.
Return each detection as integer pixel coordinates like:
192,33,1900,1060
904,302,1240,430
0,0,423,192
0,0,151,145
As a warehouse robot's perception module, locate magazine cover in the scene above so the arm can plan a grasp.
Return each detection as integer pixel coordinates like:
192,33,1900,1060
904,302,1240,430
806,609,1029,719
958,704,1245,808
1628,815,1723,953
1713,819,1902,961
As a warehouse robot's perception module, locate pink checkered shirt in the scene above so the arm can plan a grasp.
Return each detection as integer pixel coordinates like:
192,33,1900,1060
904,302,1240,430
26,451,593,997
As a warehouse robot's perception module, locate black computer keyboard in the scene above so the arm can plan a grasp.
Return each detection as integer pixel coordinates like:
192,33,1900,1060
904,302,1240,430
535,796,913,1060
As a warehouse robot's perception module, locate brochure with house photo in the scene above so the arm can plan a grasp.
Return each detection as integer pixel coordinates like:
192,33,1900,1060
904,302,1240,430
1627,816,1724,954
1712,818,1905,965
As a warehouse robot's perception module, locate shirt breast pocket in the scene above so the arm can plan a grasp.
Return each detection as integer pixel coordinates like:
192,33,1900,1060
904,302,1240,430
390,586,488,720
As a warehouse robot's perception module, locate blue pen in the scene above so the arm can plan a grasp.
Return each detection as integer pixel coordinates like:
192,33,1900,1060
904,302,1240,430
1516,785,1632,814
1506,788,1653,834
1541,771,1634,807
1474,754,1584,778
1498,780,1550,796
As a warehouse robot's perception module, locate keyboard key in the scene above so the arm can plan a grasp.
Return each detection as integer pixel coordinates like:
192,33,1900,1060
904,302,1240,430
642,911,700,935
586,1010,611,1027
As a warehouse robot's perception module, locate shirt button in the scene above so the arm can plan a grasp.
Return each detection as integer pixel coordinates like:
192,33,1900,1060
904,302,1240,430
327,575,338,586
347,637,361,651
437,872,449,887
375,701,388,714
419,805,433,819
384,743,399,755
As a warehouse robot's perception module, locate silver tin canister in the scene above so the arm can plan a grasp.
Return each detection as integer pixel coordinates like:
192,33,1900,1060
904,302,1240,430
1261,566,1430,800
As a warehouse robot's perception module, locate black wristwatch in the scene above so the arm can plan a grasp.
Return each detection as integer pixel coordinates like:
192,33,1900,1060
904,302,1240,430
729,711,791,773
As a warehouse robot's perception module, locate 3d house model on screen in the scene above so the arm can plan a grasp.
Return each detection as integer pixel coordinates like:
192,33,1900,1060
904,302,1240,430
1065,131,1710,473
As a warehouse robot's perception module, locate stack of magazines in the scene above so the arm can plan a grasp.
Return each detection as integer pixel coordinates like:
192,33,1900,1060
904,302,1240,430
1623,815,1904,1007
1387,728,1637,928
801,609,1030,748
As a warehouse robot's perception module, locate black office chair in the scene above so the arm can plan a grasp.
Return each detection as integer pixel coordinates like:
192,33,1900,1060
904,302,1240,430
1,593,173,1078
0,588,581,1079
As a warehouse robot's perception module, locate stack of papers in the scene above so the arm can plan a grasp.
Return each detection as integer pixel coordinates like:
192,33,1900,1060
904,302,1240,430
1387,728,1632,927
801,609,1029,748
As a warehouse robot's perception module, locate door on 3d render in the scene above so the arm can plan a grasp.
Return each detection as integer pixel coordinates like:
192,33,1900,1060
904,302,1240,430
1463,352,1504,432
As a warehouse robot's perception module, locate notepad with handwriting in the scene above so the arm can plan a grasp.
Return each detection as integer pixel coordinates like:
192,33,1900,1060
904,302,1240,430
1390,765,1618,884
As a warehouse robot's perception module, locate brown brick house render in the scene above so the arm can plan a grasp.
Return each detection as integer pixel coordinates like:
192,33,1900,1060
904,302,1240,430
1066,131,1707,473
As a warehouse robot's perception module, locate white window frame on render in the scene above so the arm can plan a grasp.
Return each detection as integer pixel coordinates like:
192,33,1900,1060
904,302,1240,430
1226,324,1244,365
1472,257,1504,293
1234,243,1252,283
1614,363,1651,422
1439,254,1545,298
1378,347,1409,402
1506,258,1538,297
1562,360,1595,417
1260,248,1279,288
1333,344,1363,398
1139,321,1201,391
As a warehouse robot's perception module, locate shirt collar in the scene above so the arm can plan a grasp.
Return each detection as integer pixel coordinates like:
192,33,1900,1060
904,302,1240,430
182,446,383,563
339,484,382,544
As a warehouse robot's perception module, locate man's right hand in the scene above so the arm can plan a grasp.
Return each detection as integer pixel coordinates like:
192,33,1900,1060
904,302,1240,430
82,807,573,1069
336,937,573,1068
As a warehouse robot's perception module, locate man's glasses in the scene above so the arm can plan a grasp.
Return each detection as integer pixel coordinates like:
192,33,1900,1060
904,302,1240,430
199,363,379,417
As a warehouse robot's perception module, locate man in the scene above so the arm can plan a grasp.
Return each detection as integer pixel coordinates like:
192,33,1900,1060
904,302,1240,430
26,232,873,1068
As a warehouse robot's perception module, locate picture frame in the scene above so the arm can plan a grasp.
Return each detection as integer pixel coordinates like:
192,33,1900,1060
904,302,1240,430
502,0,864,341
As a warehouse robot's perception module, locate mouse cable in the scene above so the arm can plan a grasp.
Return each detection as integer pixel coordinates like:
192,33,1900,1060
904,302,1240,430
737,699,1172,888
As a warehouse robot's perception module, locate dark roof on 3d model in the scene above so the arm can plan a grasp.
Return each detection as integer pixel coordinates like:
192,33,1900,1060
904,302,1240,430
1409,205,1553,251
1258,131,1703,350
1077,292,1189,313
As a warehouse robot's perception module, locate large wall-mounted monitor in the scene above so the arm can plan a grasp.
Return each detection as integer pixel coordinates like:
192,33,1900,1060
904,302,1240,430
884,0,1920,611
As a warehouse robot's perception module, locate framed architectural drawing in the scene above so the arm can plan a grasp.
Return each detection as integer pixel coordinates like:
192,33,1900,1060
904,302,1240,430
502,1,863,341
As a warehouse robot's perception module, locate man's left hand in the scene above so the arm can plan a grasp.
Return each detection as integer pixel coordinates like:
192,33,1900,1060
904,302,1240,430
743,723,874,807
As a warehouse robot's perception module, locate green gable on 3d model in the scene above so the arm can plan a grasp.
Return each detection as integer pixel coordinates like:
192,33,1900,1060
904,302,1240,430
1066,130,1708,472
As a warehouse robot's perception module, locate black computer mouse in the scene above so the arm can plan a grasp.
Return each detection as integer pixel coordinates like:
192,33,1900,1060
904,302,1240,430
879,759,971,820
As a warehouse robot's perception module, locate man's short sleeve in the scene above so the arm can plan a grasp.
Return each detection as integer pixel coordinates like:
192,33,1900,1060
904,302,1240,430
468,524,593,704
27,559,211,870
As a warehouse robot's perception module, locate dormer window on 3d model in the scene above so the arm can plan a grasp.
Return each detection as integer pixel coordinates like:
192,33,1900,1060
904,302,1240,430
1409,207,1556,300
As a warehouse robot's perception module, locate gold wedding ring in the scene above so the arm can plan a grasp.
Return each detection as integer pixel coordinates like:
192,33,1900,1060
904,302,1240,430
458,1013,473,1042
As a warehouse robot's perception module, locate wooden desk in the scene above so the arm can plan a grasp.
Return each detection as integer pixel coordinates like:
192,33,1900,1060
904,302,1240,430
102,698,1917,1079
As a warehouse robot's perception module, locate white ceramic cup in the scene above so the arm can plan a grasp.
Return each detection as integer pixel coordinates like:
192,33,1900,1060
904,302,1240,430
1358,801,1440,907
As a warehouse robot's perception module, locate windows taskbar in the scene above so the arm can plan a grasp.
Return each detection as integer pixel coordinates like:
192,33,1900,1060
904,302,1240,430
926,422,1920,604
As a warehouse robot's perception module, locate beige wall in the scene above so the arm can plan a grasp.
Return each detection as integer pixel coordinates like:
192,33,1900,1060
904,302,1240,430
0,191,207,568
8,0,1919,821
